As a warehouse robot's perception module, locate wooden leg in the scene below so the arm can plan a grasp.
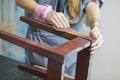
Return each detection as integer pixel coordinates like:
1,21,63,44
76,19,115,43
75,46,91,80
46,59,65,80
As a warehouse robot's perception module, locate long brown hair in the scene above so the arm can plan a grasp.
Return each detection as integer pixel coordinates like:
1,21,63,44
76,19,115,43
66,0,80,24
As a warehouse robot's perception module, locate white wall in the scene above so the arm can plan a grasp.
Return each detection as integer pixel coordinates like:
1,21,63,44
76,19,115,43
0,0,2,21
90,0,120,80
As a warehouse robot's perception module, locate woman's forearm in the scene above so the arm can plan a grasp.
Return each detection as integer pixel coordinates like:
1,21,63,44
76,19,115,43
85,2,100,29
16,0,38,13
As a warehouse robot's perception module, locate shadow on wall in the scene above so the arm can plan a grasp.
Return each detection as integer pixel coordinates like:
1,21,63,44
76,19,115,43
0,0,28,62
0,22,18,55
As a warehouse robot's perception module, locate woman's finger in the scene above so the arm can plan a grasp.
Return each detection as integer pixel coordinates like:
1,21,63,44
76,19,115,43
56,13,67,29
53,15,65,29
55,12,70,29
50,18,60,28
46,11,62,28
90,39,104,51
90,40,103,54
60,12,70,28
46,11,69,29
91,34,103,47
90,50,97,54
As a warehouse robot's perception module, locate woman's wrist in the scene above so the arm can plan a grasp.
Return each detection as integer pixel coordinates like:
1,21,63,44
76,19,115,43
34,4,53,20
90,18,100,29
92,25,100,30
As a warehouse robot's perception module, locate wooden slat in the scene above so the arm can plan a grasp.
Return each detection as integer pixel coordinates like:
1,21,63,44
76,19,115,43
20,16,92,41
0,30,91,62
18,64,46,77
55,37,90,56
0,30,64,63
18,64,74,80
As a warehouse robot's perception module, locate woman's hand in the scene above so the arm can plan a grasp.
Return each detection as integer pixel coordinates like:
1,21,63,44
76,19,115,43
46,11,70,30
89,26,104,54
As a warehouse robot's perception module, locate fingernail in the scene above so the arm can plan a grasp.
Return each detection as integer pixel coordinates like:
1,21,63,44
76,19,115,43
90,52,94,54
90,51,95,54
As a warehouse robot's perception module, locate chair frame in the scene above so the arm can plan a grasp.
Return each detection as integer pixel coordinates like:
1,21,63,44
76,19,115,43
0,16,92,80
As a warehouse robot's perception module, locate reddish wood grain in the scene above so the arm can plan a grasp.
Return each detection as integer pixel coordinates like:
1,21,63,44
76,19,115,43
0,16,92,80
20,16,92,41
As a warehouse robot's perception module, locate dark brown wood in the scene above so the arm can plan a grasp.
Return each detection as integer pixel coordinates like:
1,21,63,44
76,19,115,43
20,16,92,41
18,64,46,77
0,16,93,80
19,64,74,80
0,30,64,63
46,59,64,80
55,37,90,56
75,46,91,80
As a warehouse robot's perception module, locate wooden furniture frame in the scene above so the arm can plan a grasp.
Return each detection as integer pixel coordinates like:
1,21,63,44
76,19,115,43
0,16,92,80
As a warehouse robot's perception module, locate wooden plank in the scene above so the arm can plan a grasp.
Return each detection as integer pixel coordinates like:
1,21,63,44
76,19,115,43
0,30,64,63
18,64,46,77
55,37,90,56
20,16,92,41
0,30,91,63
18,64,74,80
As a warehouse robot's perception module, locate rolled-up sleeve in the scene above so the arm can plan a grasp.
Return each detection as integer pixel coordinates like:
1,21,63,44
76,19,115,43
82,0,103,11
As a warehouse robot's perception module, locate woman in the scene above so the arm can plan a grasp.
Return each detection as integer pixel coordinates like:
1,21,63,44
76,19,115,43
16,0,104,77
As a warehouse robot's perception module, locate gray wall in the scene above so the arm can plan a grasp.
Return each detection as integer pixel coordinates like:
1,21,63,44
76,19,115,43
90,0,120,80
